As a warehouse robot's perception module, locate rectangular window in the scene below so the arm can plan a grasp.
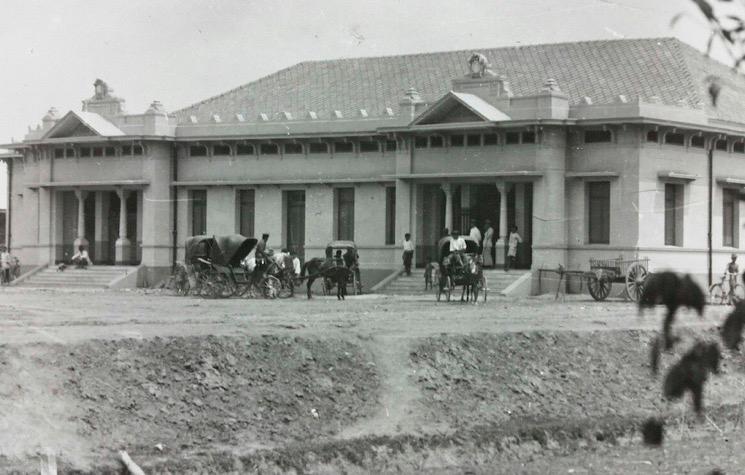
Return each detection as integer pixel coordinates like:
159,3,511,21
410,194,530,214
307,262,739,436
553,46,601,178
505,132,520,144
584,130,612,143
189,145,207,157
414,136,428,149
236,144,254,155
385,140,397,152
690,136,705,148
359,141,379,153
716,139,729,151
54,148,64,159
334,142,354,153
665,133,685,146
647,130,659,143
521,131,536,144
93,147,103,157
450,135,465,147
260,143,279,155
284,143,303,154
335,188,355,240
133,145,144,155
213,144,231,156
723,188,738,247
190,190,207,236
735,142,745,154
466,134,481,146
80,147,91,157
122,145,132,155
65,148,76,158
430,136,444,148
236,189,255,237
587,181,610,244
309,142,328,154
385,186,396,245
664,183,684,246
483,133,498,146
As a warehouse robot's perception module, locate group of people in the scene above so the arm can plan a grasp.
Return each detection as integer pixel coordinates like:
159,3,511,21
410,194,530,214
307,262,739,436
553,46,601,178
401,219,523,274
243,233,301,277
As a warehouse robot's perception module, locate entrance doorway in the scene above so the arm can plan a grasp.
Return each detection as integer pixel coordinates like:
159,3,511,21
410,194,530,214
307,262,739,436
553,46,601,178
285,190,305,260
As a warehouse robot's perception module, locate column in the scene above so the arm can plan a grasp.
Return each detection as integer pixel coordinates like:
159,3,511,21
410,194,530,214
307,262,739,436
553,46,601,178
73,189,89,250
442,183,453,233
115,188,131,265
94,191,109,263
496,180,508,267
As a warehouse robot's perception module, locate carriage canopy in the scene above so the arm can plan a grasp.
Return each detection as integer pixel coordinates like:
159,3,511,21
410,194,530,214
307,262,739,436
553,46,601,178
185,235,257,267
437,236,479,261
326,240,357,252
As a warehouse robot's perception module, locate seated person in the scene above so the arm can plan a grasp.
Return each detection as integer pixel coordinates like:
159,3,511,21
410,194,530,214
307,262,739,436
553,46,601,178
447,230,467,269
71,245,93,269
334,250,344,267
343,248,361,287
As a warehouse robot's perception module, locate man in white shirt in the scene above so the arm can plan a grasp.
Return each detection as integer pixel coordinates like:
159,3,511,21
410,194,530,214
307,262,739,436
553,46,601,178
402,233,415,276
469,220,482,252
448,230,467,269
71,245,93,269
0,247,10,285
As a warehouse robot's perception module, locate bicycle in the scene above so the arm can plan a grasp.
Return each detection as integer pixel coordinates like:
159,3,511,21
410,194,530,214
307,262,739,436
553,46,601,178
709,272,744,305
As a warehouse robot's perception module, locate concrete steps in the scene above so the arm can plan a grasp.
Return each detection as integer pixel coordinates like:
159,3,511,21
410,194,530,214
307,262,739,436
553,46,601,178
16,266,137,289
381,268,527,295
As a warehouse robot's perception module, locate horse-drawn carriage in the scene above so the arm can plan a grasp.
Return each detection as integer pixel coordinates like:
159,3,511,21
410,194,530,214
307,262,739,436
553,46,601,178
434,236,486,302
184,234,294,299
321,240,362,296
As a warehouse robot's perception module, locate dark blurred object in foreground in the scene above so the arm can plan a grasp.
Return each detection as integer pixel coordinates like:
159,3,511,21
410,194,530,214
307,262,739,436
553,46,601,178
720,301,745,351
641,417,664,446
663,341,721,414
639,272,705,350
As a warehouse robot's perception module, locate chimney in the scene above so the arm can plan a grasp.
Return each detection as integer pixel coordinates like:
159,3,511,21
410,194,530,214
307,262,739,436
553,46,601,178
41,107,60,131
398,87,427,120
81,78,125,118
143,100,170,135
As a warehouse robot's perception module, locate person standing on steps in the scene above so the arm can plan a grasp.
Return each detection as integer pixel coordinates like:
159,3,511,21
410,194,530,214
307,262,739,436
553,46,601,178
482,220,494,268
505,225,522,272
469,219,482,253
402,233,415,276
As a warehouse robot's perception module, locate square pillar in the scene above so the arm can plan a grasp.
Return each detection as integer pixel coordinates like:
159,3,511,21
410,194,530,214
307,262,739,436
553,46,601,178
73,189,89,250
115,188,131,265
94,191,109,263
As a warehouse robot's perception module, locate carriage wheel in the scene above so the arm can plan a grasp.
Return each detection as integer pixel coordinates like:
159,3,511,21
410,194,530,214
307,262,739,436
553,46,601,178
278,275,294,299
213,273,236,298
587,274,611,301
480,274,487,303
262,276,281,299
625,263,648,302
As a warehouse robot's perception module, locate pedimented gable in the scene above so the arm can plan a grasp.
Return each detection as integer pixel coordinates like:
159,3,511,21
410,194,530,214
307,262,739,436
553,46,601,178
412,91,510,126
42,111,124,140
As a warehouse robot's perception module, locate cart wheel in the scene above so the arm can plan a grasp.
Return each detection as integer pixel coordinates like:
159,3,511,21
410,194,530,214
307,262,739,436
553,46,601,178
262,276,281,299
588,274,611,301
625,263,648,302
213,273,236,298
480,274,487,302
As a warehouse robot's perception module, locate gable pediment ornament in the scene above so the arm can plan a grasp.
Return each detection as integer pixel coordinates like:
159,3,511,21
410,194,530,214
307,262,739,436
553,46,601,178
467,53,496,79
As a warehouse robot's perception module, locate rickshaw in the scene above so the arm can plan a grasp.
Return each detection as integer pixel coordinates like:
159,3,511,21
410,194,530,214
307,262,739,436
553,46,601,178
185,234,257,298
434,236,486,302
322,240,362,295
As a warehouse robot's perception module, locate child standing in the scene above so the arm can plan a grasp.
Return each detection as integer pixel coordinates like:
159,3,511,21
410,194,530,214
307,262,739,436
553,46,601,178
505,225,522,272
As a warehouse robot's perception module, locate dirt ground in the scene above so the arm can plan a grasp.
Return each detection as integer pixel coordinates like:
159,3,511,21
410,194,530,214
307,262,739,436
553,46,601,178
0,287,743,473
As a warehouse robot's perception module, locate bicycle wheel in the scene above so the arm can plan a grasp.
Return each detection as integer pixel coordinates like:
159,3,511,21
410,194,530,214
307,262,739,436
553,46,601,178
709,283,725,305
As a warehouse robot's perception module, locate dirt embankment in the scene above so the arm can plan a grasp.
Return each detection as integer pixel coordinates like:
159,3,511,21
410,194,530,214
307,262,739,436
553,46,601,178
2,328,745,473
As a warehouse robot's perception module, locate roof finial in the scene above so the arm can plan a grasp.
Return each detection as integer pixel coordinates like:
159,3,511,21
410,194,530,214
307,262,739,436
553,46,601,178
542,78,561,93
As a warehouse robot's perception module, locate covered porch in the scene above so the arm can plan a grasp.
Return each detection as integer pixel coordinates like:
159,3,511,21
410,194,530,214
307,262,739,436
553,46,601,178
40,181,147,265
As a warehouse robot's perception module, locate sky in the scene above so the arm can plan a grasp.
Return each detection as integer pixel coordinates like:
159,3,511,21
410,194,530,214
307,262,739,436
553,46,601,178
0,0,734,208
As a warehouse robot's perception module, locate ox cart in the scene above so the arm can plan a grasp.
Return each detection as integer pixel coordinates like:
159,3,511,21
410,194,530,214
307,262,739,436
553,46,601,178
548,256,649,302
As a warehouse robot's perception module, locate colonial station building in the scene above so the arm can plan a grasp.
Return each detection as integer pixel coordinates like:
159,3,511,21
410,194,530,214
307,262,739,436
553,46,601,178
3,38,745,291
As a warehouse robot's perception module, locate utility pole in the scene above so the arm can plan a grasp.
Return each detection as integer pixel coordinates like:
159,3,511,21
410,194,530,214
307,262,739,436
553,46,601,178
708,142,713,287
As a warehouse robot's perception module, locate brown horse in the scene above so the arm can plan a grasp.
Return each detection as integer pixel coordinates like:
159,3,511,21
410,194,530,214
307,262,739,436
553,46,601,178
300,258,352,299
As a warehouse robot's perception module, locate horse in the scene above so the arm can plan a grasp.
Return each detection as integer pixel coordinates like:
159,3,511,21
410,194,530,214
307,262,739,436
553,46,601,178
442,253,483,303
300,258,353,300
